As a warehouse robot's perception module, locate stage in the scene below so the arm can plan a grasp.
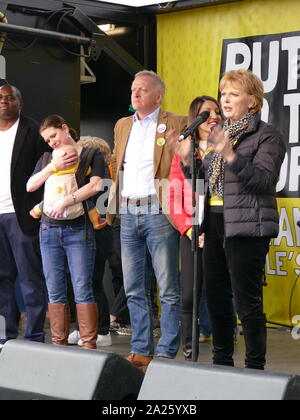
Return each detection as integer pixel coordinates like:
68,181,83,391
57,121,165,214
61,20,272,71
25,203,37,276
0,322,297,400
39,323,300,376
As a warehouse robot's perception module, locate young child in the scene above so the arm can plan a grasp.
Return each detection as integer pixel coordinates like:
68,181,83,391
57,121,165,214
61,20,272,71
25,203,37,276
30,145,102,229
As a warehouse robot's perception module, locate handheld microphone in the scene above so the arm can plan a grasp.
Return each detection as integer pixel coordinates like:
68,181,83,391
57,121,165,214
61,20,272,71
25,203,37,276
178,111,210,142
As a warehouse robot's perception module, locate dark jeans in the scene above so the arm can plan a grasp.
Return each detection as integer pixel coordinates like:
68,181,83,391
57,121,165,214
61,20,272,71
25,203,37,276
0,213,46,343
108,226,124,297
110,285,128,320
108,225,129,322
203,212,270,370
180,235,203,359
93,226,113,335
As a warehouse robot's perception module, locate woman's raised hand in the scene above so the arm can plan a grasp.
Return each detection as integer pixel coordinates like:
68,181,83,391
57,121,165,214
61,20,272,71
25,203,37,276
209,125,236,163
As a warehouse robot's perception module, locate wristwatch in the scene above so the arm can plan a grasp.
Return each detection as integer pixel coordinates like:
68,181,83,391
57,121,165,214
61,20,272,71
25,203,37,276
71,193,77,204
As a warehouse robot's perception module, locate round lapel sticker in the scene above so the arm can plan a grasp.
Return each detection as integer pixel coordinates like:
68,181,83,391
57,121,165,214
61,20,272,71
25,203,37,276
157,123,166,134
156,137,166,147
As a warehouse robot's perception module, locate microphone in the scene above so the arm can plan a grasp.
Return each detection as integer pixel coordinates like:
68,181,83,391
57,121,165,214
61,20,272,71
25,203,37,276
178,111,210,142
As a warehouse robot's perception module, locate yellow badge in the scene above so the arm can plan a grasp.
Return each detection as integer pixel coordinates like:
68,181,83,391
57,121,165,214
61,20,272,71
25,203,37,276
56,186,65,194
156,137,165,147
204,147,213,156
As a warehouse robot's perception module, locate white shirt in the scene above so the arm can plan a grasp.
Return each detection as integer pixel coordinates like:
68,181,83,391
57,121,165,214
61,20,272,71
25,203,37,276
0,119,20,214
121,108,159,199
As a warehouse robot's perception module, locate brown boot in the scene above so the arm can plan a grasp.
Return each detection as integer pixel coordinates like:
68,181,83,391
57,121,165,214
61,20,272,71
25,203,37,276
76,303,98,349
48,303,70,346
126,353,153,372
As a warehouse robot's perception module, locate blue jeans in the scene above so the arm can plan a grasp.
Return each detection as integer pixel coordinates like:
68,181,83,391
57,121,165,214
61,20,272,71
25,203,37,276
40,222,96,304
120,203,180,358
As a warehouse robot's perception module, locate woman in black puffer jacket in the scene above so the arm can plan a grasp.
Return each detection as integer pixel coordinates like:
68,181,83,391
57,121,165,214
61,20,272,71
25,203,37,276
180,69,286,370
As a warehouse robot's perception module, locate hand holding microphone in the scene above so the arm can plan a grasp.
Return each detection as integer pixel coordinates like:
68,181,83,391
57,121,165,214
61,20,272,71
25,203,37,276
166,111,210,166
174,111,210,165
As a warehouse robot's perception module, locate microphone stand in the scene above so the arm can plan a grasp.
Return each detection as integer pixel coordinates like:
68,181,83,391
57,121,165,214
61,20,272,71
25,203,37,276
190,130,202,362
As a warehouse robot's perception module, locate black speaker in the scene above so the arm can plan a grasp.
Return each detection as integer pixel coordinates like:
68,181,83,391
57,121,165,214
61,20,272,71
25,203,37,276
138,359,300,400
0,340,144,400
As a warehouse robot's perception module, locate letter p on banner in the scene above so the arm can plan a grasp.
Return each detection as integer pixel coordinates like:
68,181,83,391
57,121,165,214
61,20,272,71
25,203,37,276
0,315,6,340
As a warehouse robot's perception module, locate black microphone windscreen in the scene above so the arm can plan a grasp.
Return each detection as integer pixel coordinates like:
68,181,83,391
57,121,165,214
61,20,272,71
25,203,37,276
178,111,210,142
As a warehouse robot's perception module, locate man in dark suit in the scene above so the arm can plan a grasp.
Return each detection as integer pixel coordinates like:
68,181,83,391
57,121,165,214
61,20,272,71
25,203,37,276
0,83,49,348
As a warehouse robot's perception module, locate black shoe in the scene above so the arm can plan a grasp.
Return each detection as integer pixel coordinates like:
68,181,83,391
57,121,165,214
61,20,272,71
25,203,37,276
109,321,120,334
184,351,192,361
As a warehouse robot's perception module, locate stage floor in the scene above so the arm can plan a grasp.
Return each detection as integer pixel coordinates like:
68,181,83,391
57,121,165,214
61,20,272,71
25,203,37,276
40,324,300,376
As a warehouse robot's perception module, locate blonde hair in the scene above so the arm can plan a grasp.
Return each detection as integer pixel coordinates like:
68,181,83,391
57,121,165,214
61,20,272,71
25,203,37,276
219,69,264,113
52,145,77,158
78,136,112,166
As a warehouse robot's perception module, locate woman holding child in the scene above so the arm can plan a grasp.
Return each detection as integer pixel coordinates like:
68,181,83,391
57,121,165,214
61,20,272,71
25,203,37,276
27,115,105,349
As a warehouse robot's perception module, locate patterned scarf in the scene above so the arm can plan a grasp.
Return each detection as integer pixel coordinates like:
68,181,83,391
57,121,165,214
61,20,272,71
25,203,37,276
208,112,254,200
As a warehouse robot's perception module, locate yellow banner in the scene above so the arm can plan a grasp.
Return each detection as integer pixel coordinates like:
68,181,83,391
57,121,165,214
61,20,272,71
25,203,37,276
265,198,300,325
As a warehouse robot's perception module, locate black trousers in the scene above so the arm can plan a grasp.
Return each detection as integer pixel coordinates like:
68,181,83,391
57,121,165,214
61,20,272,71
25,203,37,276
0,213,46,343
203,212,270,369
93,226,113,335
108,226,124,297
108,225,130,323
110,285,128,319
180,235,203,360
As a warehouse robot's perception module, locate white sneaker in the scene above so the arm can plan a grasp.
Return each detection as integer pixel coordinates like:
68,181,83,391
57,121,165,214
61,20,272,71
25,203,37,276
96,333,112,347
78,333,112,347
68,330,80,345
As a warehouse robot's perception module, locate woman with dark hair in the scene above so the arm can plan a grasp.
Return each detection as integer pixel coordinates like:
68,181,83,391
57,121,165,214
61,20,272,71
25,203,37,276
178,70,286,369
169,96,222,360
27,115,105,349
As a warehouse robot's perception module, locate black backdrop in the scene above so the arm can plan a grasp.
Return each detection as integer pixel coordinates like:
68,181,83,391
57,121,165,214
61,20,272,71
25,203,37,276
0,0,156,148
